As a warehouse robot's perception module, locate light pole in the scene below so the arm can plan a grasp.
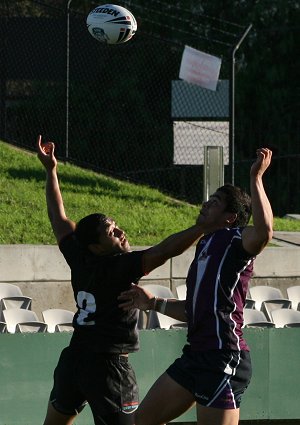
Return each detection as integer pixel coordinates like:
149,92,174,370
229,23,252,185
65,0,73,160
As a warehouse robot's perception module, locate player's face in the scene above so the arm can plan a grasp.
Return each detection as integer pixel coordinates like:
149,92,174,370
197,191,235,232
98,221,131,253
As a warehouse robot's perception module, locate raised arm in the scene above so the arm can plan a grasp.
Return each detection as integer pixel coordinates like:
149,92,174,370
142,224,203,274
242,148,273,255
37,135,75,243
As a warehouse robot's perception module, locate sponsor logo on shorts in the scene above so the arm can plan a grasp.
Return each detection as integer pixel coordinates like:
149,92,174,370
195,392,209,401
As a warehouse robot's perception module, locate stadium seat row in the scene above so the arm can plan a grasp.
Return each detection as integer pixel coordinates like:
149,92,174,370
1,283,300,332
0,282,74,334
139,284,300,330
247,285,300,311
244,285,300,326
0,308,74,334
243,307,300,328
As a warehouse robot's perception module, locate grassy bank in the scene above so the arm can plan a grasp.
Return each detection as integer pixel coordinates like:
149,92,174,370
0,141,199,245
0,140,299,245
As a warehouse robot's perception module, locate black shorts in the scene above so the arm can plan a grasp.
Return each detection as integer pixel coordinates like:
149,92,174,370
49,346,139,425
166,345,252,409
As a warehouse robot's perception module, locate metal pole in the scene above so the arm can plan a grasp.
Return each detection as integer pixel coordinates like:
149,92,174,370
229,24,252,185
0,65,6,140
65,0,73,160
0,14,8,139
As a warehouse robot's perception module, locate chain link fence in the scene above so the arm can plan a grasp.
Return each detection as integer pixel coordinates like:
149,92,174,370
1,0,298,215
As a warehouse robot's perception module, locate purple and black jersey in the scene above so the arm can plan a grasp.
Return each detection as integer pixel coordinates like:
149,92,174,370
185,227,254,351
59,233,147,354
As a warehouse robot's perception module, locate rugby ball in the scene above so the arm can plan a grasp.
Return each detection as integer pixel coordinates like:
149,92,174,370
86,4,137,44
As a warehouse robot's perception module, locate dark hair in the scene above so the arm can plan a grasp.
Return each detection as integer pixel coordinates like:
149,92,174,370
217,184,252,227
75,213,112,247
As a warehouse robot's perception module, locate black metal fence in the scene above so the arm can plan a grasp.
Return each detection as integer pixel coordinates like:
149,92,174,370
0,0,299,216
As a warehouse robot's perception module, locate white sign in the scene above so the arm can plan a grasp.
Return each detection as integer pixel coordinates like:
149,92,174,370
173,121,229,165
179,45,221,91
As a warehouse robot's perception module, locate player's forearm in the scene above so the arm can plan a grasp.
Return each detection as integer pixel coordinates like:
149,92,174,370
45,168,67,223
155,225,203,260
151,298,187,322
144,224,203,274
250,175,273,244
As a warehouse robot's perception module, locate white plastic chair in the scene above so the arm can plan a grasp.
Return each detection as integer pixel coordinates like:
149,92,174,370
270,308,300,328
42,309,74,333
3,308,47,333
243,308,275,328
0,321,7,333
287,286,300,310
0,283,32,321
176,284,187,300
0,283,31,300
249,286,291,320
146,310,187,329
244,298,256,309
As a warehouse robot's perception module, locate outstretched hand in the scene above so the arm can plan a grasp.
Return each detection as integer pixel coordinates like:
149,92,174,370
37,135,57,170
250,148,272,178
118,284,155,311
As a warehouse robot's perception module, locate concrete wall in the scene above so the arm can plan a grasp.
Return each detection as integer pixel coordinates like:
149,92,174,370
0,244,300,320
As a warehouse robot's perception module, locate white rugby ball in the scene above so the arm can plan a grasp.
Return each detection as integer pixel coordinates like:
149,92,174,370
86,4,137,44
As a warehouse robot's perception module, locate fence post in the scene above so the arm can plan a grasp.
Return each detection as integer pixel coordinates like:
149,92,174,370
65,0,73,161
229,24,252,185
0,14,8,139
203,146,224,202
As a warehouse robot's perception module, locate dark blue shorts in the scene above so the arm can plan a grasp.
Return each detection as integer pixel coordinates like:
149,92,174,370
50,346,139,424
166,345,252,409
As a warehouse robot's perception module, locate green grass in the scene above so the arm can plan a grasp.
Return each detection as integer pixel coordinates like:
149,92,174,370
0,140,299,245
0,140,199,245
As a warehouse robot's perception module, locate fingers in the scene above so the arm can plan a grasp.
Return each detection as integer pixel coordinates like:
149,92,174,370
118,285,142,310
37,134,44,155
46,142,55,156
118,300,134,310
118,290,135,309
251,148,272,178
37,134,55,155
118,289,137,299
118,292,136,311
256,147,272,159
37,134,42,149
118,293,132,302
255,148,272,167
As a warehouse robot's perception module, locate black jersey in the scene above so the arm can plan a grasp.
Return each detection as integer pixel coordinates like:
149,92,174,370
59,233,147,354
